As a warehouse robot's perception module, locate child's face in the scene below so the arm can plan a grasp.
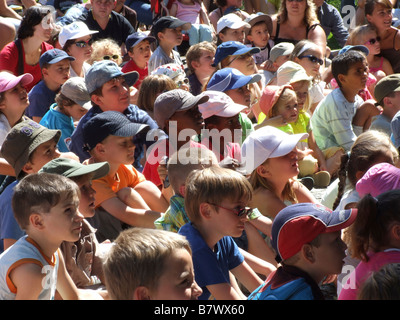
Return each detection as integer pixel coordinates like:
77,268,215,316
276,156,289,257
129,40,152,66
100,135,136,165
67,35,93,62
260,148,299,181
363,30,380,55
25,138,60,175
274,55,290,68
274,95,298,124
63,103,88,122
0,83,29,113
226,53,258,76
291,81,309,110
194,50,216,75
75,176,96,218
219,27,246,43
295,47,324,78
210,114,242,140
338,58,369,92
149,248,203,300
159,27,183,47
43,59,71,87
94,76,130,113
168,105,204,135
247,22,270,48
225,84,251,107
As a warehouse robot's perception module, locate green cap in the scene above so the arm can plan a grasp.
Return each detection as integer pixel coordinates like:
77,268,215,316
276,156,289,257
374,74,400,105
40,158,110,180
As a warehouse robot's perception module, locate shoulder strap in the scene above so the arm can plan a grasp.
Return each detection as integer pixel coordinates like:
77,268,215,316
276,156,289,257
14,39,24,76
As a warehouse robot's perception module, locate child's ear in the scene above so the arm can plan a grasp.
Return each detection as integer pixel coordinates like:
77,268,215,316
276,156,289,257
21,162,34,175
179,184,186,197
337,74,346,86
246,34,253,43
256,164,270,178
301,244,316,263
29,213,45,230
191,60,200,71
41,67,49,77
199,202,212,219
133,286,151,300
91,94,103,106
390,223,400,241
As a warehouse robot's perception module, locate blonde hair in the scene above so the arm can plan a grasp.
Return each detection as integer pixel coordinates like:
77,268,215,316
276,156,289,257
347,24,377,46
87,38,123,66
186,41,216,73
184,166,253,224
103,228,192,300
277,0,319,27
269,87,297,118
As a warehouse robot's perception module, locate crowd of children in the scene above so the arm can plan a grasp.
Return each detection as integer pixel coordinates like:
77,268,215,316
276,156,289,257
2,0,400,302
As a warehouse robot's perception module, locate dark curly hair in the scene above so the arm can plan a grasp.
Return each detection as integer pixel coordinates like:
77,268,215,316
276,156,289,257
17,6,54,40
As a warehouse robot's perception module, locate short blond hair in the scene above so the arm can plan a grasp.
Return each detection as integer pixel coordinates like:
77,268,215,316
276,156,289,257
184,166,253,224
87,38,123,66
103,228,192,300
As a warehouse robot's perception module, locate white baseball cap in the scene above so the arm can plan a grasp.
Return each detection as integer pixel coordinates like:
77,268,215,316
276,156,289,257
217,13,250,34
59,21,99,48
241,126,308,175
198,91,247,119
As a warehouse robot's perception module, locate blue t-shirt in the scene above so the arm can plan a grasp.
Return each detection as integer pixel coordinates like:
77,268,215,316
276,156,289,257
178,222,244,300
26,80,57,119
40,103,74,152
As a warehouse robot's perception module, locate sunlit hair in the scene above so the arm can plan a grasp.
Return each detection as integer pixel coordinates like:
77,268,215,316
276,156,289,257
87,38,123,66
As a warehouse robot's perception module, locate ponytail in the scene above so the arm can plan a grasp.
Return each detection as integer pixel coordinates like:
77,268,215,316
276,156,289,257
332,152,349,210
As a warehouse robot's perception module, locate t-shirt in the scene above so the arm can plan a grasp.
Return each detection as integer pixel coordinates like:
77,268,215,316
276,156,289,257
148,46,183,74
121,59,148,89
178,222,244,300
26,80,58,119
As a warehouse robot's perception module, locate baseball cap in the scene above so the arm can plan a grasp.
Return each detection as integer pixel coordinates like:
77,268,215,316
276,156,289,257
212,41,260,67
153,89,209,129
82,111,149,152
356,162,400,198
244,12,272,36
241,125,308,175
60,77,92,110
338,45,369,56
125,31,156,51
198,91,246,119
0,120,61,178
269,42,294,63
217,13,250,34
58,21,99,48
374,74,400,105
85,60,139,94
259,84,294,117
39,48,75,69
151,16,191,39
150,63,186,80
0,71,33,93
271,203,357,262
40,157,110,180
276,61,313,86
206,67,261,92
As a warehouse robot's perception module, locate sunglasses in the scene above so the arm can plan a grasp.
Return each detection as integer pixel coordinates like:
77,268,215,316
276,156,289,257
299,55,324,66
176,77,189,88
210,203,253,217
103,54,120,60
74,39,93,48
364,36,381,45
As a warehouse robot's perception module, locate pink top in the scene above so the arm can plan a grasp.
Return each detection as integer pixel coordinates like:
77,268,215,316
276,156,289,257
330,73,376,102
175,0,201,25
338,249,400,300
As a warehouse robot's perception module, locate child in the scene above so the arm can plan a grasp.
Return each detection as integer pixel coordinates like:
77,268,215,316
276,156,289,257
248,202,357,300
87,38,123,66
241,125,317,219
169,0,214,46
178,166,273,299
26,49,75,123
82,110,168,242
245,13,273,67
40,77,90,152
310,50,368,154
148,16,191,74
185,41,216,96
339,190,400,300
103,227,203,300
151,63,190,91
0,172,104,299
39,157,110,289
264,42,294,85
216,13,250,44
122,32,156,89
0,120,62,253
0,71,33,145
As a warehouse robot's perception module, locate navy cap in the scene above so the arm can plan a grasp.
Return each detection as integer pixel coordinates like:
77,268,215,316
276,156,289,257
212,41,260,67
151,16,191,40
39,48,75,69
125,32,156,51
338,45,369,56
82,111,149,151
207,67,261,92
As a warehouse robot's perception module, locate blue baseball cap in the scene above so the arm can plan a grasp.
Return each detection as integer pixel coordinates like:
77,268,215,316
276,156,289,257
207,67,261,92
85,60,139,94
338,45,369,56
39,48,75,69
125,32,156,51
212,41,260,67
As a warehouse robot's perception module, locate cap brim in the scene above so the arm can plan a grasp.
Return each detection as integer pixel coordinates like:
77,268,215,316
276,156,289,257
211,46,260,67
218,102,247,117
170,20,192,31
231,73,262,90
245,14,273,35
49,56,76,65
66,161,110,180
130,36,156,49
325,208,358,233
176,94,209,113
114,123,149,138
269,132,309,158
1,73,33,92
123,71,139,87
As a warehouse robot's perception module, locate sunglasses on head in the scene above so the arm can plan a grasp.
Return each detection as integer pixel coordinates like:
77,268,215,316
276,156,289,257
210,203,253,217
299,55,324,66
103,54,120,60
364,36,381,45
74,39,93,48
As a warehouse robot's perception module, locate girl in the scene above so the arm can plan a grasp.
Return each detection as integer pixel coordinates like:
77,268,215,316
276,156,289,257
242,125,318,219
169,0,214,46
151,63,190,91
87,38,123,66
338,189,400,300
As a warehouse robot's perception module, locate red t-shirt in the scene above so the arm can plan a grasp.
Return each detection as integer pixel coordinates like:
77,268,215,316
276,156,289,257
121,59,148,89
0,41,53,92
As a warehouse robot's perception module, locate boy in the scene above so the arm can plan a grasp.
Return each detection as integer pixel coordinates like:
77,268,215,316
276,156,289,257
148,16,191,74
245,13,273,67
0,172,104,300
185,41,216,96
39,157,110,289
122,32,156,89
27,49,75,123
217,13,250,44
264,42,294,85
248,203,357,300
103,227,203,300
178,166,269,300
82,110,168,242
311,50,369,153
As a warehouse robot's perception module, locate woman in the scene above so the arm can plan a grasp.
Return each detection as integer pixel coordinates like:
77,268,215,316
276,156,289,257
271,0,326,55
364,0,400,73
58,21,98,78
0,6,55,92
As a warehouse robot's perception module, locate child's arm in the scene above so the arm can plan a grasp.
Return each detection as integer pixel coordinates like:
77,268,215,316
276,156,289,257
11,263,45,299
207,282,246,300
307,130,328,172
133,180,169,213
292,179,318,204
230,260,264,295
169,2,178,17
239,248,277,276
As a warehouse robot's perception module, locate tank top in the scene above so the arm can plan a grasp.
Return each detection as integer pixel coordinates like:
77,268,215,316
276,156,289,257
175,0,201,25
274,17,321,45
379,29,400,73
